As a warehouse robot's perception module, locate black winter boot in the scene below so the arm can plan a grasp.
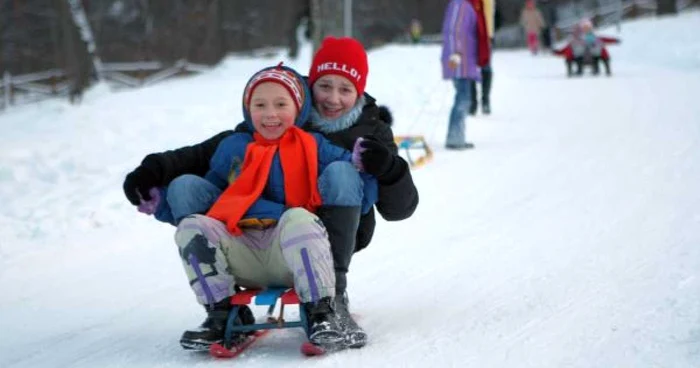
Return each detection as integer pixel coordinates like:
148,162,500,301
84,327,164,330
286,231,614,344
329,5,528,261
481,68,492,115
180,299,255,350
446,142,475,150
592,57,601,75
469,80,478,115
603,58,612,76
566,59,574,77
574,57,584,76
316,205,362,296
335,293,367,348
303,297,344,345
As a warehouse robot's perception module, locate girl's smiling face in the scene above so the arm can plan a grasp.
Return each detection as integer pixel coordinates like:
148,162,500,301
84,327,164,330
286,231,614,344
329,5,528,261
311,74,359,119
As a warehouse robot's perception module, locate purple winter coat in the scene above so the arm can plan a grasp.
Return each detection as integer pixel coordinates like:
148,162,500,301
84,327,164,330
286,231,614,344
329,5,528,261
441,0,480,80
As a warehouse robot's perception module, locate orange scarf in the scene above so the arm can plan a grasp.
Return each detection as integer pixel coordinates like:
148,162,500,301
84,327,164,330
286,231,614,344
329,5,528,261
206,126,322,235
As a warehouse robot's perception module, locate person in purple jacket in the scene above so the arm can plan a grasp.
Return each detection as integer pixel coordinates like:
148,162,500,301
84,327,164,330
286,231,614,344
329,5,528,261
441,0,481,150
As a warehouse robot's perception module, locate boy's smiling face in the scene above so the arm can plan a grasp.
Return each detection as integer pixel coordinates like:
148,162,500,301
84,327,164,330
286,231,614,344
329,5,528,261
249,82,298,140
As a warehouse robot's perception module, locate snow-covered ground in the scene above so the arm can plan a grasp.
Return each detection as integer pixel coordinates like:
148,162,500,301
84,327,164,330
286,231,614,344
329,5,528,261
1,11,699,368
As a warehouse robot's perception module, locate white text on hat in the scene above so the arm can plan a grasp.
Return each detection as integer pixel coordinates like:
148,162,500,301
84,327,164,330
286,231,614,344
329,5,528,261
316,62,362,82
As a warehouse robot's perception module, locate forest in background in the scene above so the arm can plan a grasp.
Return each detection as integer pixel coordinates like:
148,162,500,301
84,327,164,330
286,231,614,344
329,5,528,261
0,0,690,102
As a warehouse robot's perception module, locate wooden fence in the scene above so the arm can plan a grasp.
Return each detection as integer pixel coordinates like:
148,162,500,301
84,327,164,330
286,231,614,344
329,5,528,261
1,60,209,110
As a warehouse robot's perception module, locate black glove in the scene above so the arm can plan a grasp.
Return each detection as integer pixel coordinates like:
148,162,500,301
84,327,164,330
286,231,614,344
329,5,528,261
123,161,161,206
359,136,395,180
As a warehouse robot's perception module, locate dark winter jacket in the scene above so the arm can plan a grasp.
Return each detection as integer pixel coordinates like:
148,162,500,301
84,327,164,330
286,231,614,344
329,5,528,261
138,93,419,252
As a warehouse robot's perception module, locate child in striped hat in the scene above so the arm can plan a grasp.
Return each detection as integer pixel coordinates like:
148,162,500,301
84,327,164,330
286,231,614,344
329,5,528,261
174,63,377,351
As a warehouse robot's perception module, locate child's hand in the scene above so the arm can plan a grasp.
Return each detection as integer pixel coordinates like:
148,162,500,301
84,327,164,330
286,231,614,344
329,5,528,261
448,53,461,69
123,164,160,205
137,187,161,215
352,137,366,172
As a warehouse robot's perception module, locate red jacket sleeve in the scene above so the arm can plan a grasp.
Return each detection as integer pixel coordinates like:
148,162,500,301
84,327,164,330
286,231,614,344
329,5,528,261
598,36,621,45
553,43,573,59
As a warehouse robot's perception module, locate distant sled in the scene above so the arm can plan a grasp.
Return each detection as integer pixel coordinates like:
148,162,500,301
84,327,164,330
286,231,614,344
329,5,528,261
553,36,621,77
395,135,433,169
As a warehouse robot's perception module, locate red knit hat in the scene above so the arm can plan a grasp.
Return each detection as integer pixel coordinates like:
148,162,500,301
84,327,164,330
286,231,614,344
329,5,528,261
308,37,369,97
243,62,306,112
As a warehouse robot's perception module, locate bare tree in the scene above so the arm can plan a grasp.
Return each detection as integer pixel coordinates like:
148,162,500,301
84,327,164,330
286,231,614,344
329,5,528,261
58,0,88,103
310,0,322,51
310,0,345,51
202,0,222,64
3,0,464,76
66,0,103,79
656,0,677,15
287,1,310,59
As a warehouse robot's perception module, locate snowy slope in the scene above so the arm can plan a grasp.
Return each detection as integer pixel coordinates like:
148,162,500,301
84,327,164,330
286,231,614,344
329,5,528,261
1,11,700,368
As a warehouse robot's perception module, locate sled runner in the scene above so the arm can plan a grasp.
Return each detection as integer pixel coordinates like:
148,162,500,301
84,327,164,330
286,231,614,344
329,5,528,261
208,287,344,359
395,135,433,169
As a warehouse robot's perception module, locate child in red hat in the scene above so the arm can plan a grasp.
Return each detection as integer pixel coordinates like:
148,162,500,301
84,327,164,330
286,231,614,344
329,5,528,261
309,36,369,123
124,38,420,351
174,63,376,351
305,36,418,347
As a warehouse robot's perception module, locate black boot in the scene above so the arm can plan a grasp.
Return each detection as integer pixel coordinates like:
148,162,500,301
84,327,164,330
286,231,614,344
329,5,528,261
335,293,367,348
316,205,362,296
303,297,344,346
603,58,612,76
592,57,601,75
574,57,584,76
481,68,492,115
180,300,255,350
446,142,475,150
469,80,478,115
566,59,574,77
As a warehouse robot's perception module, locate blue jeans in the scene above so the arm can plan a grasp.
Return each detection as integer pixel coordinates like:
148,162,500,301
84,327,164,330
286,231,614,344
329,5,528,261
447,78,472,146
154,162,372,226
154,174,222,226
318,162,364,208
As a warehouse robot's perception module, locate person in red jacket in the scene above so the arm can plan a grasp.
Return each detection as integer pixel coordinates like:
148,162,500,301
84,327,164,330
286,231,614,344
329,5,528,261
554,19,620,76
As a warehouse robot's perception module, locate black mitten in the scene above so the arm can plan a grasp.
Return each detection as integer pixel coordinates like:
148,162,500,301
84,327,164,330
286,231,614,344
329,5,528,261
123,159,162,205
359,136,395,179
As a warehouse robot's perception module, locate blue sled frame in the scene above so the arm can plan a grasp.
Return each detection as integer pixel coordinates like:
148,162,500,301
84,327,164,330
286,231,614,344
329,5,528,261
221,287,309,349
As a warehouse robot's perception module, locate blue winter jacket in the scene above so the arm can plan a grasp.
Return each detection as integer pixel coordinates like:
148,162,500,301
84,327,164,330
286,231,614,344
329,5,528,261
205,132,377,222
205,65,377,223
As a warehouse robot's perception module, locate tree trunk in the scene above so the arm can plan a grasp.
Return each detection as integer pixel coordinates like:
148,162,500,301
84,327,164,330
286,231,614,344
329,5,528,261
656,0,677,15
288,5,310,59
319,0,345,38
202,0,222,64
58,1,79,102
310,0,322,52
310,0,345,52
49,9,62,72
66,0,103,80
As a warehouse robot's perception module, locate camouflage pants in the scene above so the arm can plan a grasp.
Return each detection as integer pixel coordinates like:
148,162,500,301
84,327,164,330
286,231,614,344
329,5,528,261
174,208,336,305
